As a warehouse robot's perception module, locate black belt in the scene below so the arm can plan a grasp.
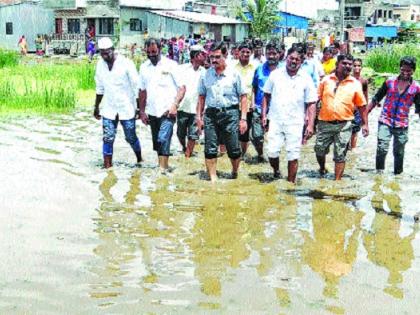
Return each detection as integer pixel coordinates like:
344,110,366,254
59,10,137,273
205,105,238,114
324,120,347,124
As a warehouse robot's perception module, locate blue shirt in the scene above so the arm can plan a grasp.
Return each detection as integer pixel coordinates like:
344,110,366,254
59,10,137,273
198,67,245,109
301,59,320,88
252,62,273,111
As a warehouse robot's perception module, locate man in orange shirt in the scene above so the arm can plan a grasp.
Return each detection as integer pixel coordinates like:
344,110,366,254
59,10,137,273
315,54,369,180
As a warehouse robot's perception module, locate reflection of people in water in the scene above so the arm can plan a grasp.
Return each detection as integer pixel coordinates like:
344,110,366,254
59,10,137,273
188,192,251,296
363,178,418,299
91,169,148,299
302,199,363,298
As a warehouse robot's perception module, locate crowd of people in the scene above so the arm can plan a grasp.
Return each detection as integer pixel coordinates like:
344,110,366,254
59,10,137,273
93,36,420,183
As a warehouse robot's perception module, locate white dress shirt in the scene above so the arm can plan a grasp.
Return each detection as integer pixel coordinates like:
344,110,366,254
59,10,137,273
263,67,317,125
95,54,139,120
138,57,184,117
178,63,205,114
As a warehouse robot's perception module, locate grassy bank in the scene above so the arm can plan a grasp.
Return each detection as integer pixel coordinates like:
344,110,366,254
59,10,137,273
365,44,420,81
0,59,95,114
0,49,19,68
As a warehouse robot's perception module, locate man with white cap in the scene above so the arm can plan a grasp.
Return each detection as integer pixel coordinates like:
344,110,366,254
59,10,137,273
176,44,205,157
93,37,142,168
138,38,186,172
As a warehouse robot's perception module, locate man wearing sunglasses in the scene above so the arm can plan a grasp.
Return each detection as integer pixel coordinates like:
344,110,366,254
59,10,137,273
315,54,369,180
196,41,248,182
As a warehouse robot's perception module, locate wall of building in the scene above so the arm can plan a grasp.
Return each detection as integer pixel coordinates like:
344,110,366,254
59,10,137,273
120,7,148,47
0,3,54,51
146,12,190,39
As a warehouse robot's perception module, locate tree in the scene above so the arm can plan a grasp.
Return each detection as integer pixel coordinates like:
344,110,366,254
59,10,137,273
237,0,282,39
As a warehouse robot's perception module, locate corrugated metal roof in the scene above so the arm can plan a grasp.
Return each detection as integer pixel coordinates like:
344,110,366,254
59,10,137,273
365,26,398,38
149,10,246,24
120,0,185,10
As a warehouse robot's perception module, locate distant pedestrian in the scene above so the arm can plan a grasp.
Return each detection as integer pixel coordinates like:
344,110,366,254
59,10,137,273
321,47,336,75
368,56,420,174
138,38,186,172
18,35,27,55
315,54,368,180
93,37,142,168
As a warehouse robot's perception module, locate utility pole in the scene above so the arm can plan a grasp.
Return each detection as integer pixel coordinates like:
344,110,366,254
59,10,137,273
340,0,345,42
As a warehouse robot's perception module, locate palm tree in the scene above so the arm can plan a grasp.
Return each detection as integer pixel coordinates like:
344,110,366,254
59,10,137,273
238,0,282,39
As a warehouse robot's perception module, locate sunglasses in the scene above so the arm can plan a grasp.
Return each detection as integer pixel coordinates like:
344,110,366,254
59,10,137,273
209,55,222,60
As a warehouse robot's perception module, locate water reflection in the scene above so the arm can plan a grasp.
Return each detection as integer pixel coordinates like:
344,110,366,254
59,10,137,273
363,178,418,299
90,170,145,303
302,198,363,298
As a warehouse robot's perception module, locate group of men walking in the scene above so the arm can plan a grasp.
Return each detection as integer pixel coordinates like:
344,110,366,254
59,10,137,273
93,36,420,183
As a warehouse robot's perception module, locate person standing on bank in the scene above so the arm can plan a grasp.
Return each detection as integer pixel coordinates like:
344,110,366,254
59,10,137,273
262,46,318,183
93,37,142,168
368,56,420,175
235,41,256,157
139,38,186,172
315,54,369,180
196,41,248,182
177,45,206,157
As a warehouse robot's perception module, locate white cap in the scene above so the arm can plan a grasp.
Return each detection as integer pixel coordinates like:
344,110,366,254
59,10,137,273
190,44,205,52
98,37,113,50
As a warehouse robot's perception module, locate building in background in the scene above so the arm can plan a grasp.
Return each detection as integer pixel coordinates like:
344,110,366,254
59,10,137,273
146,10,248,42
0,0,54,51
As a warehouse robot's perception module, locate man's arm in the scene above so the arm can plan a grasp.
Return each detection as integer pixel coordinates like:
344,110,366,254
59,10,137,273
93,94,103,120
414,91,420,116
368,80,387,112
358,105,369,137
138,89,148,125
196,95,206,133
239,94,248,135
168,85,186,117
303,102,316,143
261,93,271,129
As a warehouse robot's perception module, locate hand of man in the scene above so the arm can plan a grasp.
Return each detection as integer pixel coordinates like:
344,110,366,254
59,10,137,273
167,104,178,118
93,107,101,120
303,124,314,144
362,124,369,137
239,119,248,135
196,116,203,135
261,115,268,131
140,111,149,125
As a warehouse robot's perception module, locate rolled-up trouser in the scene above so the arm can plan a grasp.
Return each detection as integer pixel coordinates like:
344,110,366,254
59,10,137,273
149,115,175,156
314,120,352,163
376,122,408,174
204,107,241,160
102,116,141,156
177,110,199,142
267,121,303,161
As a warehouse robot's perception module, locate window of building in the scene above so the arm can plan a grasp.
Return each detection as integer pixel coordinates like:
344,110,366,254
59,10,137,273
389,11,392,18
99,18,114,35
129,19,142,31
5,22,13,35
378,10,382,18
68,19,80,34
411,14,415,20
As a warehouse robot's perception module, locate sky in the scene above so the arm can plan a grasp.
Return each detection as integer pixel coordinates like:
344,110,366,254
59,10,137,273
279,0,339,18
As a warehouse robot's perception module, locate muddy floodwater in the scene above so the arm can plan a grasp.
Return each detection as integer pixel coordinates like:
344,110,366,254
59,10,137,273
1,108,420,315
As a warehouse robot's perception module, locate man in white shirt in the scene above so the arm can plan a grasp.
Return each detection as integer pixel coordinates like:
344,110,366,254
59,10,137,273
177,45,205,157
93,37,141,168
262,46,317,183
139,38,186,172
